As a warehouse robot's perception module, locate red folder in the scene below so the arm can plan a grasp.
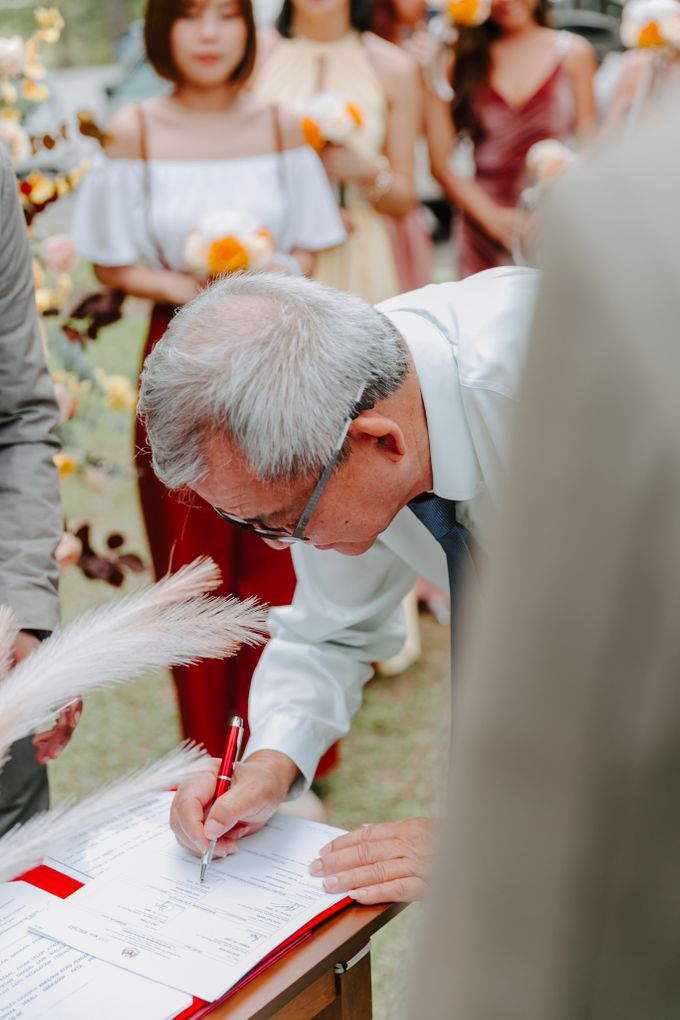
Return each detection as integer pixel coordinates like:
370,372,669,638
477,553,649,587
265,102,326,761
16,863,352,1018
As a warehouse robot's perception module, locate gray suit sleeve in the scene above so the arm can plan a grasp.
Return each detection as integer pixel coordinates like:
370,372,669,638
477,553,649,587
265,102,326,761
0,149,62,630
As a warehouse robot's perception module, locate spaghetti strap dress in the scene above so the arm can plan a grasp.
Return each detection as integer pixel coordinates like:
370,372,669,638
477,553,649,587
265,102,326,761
71,116,345,768
456,34,576,278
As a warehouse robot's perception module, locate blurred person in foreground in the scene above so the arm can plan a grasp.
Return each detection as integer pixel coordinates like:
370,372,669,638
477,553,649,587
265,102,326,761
0,149,80,834
428,0,597,278
409,93,680,1018
71,0,345,796
138,264,539,903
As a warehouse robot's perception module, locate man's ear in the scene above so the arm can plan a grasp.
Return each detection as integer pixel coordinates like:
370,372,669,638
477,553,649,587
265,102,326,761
347,414,406,459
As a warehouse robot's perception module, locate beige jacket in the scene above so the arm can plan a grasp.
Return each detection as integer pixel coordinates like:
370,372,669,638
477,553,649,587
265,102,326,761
409,95,680,1018
0,149,61,631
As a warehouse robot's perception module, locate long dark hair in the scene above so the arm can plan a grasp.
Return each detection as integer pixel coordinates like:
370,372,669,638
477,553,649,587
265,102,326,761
451,0,550,136
275,0,374,37
145,0,257,87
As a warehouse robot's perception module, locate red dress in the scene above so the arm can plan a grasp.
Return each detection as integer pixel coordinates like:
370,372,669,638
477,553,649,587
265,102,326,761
136,304,338,773
456,59,575,279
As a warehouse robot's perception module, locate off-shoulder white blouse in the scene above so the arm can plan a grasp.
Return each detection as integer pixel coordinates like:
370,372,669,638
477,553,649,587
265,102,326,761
72,146,346,271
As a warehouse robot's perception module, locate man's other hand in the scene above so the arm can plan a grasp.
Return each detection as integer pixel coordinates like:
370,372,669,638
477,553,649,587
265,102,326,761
309,817,437,904
12,630,83,764
170,750,300,858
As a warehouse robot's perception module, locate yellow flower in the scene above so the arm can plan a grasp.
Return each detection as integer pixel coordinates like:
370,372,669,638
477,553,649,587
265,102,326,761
22,170,56,205
95,370,138,413
23,36,48,79
301,116,324,152
32,258,44,289
207,236,249,276
56,273,74,298
1,107,21,122
35,287,60,314
53,451,78,479
347,103,363,127
23,78,50,103
1,81,18,105
639,19,666,44
34,7,65,44
447,0,491,26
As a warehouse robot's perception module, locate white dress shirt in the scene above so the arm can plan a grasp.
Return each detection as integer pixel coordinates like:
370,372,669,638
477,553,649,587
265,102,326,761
245,268,540,788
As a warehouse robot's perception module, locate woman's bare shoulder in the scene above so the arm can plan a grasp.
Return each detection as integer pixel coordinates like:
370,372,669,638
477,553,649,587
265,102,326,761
104,103,144,159
362,31,419,91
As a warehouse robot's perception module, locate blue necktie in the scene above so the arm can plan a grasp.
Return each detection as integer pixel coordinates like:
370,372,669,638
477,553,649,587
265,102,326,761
408,493,477,649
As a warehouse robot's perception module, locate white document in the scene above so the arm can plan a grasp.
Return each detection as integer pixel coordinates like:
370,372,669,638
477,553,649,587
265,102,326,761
44,792,173,883
0,882,191,1020
31,813,348,1002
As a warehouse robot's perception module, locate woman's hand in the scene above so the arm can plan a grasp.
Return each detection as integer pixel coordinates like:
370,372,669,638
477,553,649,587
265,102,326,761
319,144,379,188
484,205,523,254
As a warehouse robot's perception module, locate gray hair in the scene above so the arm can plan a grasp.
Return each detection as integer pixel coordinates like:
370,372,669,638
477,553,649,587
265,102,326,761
138,272,409,488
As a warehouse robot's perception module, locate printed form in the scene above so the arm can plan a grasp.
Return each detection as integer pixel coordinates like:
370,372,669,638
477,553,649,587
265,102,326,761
0,882,190,1020
31,813,348,1001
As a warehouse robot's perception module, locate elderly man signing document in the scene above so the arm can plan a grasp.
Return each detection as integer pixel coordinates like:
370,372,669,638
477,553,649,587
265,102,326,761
138,267,538,904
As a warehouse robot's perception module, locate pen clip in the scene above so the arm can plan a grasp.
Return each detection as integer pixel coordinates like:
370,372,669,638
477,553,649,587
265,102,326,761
235,721,244,764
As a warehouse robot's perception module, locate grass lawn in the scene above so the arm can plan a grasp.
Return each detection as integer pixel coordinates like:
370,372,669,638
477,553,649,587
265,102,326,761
48,300,451,1018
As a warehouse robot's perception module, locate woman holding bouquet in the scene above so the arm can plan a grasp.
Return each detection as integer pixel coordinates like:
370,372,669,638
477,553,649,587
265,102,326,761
427,0,597,278
71,0,345,799
255,0,420,305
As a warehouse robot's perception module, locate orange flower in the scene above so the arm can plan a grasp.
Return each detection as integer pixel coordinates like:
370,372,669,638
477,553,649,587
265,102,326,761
347,103,363,128
447,0,491,26
301,116,324,152
207,236,249,276
638,19,666,44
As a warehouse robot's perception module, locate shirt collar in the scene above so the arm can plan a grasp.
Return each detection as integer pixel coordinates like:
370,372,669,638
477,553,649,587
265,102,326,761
382,307,481,501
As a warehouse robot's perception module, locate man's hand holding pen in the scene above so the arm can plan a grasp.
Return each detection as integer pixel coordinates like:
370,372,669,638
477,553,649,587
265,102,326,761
170,749,300,860
170,749,436,903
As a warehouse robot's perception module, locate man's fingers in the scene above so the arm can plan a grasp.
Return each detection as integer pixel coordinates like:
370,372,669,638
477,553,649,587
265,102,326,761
349,876,425,905
170,768,219,854
316,856,415,893
311,838,409,877
319,821,411,856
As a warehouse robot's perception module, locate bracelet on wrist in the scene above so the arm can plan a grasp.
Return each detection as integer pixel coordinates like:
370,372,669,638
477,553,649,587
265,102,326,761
366,155,394,203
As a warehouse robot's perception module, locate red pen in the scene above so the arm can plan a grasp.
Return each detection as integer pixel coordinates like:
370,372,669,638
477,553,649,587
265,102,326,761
199,714,244,882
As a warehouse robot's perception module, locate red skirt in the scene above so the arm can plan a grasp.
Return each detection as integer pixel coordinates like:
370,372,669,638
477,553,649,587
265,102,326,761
135,304,338,775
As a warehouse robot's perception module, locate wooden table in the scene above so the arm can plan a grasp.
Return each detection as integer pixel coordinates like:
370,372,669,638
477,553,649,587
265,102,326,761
208,902,405,1019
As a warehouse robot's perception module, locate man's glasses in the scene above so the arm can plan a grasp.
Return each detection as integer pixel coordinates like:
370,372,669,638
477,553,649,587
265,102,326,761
212,383,373,545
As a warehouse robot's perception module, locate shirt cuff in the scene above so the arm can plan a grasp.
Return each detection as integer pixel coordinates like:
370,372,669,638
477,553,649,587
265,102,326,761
243,717,331,800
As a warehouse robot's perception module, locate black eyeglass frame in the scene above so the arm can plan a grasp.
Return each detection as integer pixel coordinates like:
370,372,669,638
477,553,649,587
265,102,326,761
212,383,373,544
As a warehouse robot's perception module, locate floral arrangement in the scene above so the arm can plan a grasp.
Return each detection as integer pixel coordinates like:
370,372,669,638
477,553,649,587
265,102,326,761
620,0,680,48
184,209,275,276
300,92,364,152
1,6,144,586
525,138,579,184
0,7,89,221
